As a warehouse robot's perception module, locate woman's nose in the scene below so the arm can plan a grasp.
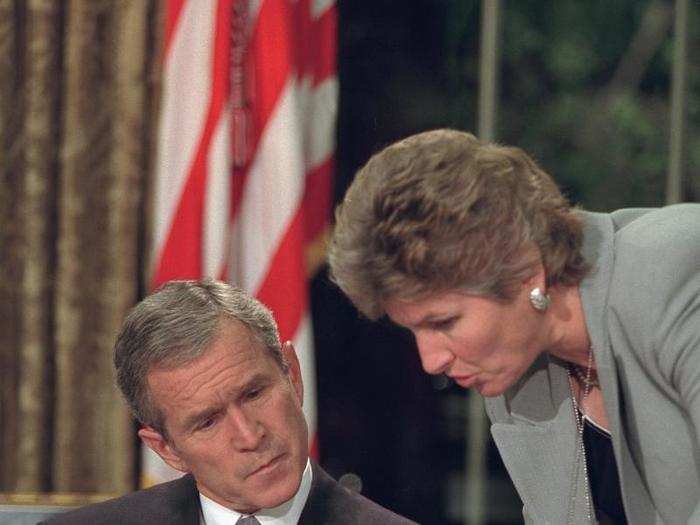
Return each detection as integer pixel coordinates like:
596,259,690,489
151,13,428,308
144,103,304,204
415,332,454,375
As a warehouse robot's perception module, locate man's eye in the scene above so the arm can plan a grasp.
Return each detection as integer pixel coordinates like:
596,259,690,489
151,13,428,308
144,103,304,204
197,417,217,431
245,387,263,400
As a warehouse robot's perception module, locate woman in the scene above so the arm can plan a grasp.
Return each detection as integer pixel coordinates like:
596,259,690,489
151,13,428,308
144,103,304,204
328,129,700,524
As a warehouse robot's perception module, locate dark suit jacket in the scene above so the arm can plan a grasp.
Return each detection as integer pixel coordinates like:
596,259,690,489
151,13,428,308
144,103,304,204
41,462,417,524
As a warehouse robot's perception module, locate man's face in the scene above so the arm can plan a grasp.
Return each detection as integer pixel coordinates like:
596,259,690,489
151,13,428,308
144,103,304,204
138,320,309,513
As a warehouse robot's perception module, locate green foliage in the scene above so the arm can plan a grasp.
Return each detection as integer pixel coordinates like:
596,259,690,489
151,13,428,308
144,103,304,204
341,0,699,208
443,0,700,210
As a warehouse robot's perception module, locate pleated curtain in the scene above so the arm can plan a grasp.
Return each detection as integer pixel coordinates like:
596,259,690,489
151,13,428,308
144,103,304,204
0,0,161,494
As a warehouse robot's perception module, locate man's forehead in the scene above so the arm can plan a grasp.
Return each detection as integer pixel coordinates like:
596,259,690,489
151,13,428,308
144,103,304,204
148,327,238,372
146,322,276,400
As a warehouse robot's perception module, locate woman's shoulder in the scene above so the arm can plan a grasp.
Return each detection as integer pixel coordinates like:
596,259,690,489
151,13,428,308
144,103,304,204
612,203,700,250
606,203,700,367
608,203,699,297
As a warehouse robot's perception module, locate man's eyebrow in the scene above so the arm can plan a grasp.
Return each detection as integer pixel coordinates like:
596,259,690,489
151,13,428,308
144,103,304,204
180,373,271,429
182,406,221,430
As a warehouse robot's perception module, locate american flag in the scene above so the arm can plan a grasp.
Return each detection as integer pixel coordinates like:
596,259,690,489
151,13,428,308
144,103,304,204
145,0,336,485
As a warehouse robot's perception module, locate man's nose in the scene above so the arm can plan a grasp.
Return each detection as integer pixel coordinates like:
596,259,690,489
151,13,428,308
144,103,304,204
228,409,264,450
415,332,454,375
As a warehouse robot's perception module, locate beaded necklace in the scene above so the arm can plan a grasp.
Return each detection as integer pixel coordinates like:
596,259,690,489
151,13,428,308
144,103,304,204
566,349,595,524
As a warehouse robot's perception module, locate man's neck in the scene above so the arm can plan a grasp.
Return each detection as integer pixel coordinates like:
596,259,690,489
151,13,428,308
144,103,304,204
199,459,313,525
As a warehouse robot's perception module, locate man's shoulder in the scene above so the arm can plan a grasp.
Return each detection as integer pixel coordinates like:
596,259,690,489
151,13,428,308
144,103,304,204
41,475,200,525
300,463,418,525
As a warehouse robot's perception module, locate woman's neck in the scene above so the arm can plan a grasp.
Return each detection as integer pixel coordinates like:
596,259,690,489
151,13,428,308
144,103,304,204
544,284,594,369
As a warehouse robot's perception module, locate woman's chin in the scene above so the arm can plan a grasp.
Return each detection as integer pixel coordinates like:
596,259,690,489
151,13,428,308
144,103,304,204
474,375,516,397
476,384,504,397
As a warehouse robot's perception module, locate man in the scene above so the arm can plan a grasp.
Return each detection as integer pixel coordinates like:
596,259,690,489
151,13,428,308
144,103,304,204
45,279,415,525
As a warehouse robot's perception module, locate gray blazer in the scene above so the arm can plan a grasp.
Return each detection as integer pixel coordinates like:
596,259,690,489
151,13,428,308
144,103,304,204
41,462,417,525
485,203,700,524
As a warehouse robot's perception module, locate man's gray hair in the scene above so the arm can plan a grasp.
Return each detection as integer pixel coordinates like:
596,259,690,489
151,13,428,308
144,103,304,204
114,279,286,436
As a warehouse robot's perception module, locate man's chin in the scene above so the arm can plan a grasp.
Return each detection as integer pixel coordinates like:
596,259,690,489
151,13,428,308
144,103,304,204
248,480,299,510
199,453,306,513
247,462,303,509
198,475,298,515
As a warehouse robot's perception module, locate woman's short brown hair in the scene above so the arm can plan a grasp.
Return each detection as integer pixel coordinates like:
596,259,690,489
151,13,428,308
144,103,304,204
328,129,589,319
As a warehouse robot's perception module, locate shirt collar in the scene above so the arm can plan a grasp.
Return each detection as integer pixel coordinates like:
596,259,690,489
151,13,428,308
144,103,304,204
199,459,313,525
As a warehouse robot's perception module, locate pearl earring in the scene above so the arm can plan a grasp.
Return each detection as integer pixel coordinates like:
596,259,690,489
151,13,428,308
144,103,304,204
529,287,551,311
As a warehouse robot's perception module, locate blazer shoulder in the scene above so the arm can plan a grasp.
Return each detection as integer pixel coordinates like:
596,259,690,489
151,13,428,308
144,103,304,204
300,464,418,525
610,203,700,302
41,475,200,525
607,204,700,367
614,203,700,251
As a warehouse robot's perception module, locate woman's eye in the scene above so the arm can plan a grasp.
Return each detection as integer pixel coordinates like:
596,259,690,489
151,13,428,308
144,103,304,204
431,317,457,330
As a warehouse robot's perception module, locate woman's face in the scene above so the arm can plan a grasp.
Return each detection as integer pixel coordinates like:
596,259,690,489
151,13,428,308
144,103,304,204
384,283,548,397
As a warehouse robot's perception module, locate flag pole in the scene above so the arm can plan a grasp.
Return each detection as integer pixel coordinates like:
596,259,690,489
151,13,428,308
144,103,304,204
666,0,688,205
467,1,502,524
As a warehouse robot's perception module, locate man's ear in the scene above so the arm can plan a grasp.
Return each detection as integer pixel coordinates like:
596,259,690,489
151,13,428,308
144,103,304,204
281,341,304,406
138,426,189,473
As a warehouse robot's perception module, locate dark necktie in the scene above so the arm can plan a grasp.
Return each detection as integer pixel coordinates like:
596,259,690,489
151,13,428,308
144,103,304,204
236,516,261,525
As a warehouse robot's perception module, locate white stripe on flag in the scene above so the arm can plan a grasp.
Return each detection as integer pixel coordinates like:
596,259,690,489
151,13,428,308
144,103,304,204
293,314,317,441
305,76,338,170
152,0,216,268
204,101,232,278
234,79,305,294
141,444,181,485
312,0,335,19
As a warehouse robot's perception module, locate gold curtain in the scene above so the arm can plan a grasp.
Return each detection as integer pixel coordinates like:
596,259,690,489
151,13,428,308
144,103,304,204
0,0,161,494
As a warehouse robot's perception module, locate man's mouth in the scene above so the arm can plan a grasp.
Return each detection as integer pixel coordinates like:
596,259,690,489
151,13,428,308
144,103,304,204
248,454,285,478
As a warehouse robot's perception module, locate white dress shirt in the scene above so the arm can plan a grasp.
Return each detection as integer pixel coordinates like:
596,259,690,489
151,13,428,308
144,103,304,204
200,459,313,525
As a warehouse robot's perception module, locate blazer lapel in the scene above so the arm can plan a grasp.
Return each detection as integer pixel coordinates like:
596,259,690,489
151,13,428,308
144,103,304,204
578,211,658,524
488,211,661,524
170,474,203,525
490,357,590,524
298,462,329,525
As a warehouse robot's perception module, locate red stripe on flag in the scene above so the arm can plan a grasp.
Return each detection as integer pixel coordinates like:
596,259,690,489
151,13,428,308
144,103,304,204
164,0,188,59
248,0,294,148
303,156,333,243
153,0,233,288
256,209,307,343
309,6,337,85
226,0,295,229
293,0,313,80
309,433,319,459
153,173,204,284
294,1,336,85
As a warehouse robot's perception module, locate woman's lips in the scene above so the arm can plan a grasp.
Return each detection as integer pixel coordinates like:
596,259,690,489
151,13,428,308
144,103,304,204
451,375,478,389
